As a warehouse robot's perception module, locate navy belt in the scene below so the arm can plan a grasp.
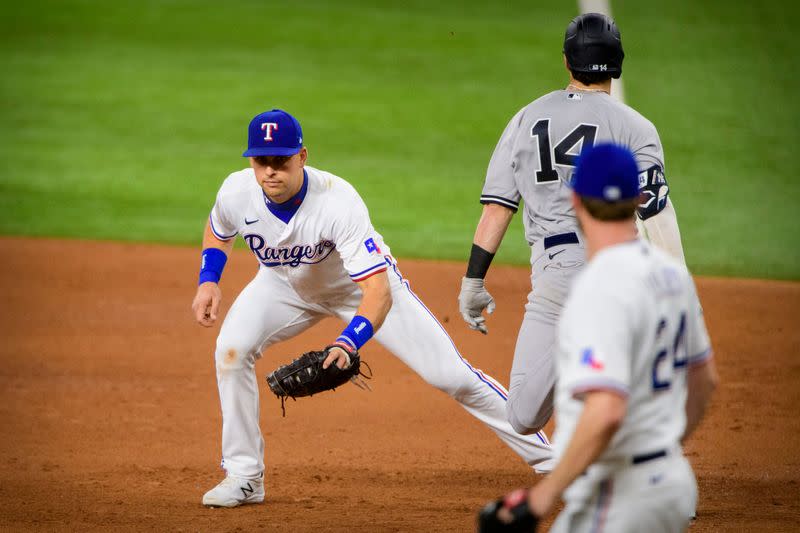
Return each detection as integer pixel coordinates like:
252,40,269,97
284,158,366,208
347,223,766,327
632,449,667,465
543,232,579,250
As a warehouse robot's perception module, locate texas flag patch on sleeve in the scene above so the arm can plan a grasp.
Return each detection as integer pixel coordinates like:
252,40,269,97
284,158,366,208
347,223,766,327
364,238,381,255
580,347,605,371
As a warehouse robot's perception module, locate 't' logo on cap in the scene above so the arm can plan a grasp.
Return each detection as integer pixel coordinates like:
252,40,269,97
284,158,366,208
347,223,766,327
261,122,279,141
243,109,303,157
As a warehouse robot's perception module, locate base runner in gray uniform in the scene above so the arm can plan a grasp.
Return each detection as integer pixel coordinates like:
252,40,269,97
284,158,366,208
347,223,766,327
459,13,687,438
476,143,719,533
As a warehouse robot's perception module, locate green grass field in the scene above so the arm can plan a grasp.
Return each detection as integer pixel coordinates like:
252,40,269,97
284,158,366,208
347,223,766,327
1,0,797,279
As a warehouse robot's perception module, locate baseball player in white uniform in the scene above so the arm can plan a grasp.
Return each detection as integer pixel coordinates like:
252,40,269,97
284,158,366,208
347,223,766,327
458,13,686,438
477,143,718,532
192,109,552,508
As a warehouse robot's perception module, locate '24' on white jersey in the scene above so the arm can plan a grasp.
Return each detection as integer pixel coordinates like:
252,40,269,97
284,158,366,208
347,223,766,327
552,240,711,464
209,166,395,302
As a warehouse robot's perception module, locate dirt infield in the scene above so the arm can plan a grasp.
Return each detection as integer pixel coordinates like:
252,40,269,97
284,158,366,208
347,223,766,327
0,236,798,532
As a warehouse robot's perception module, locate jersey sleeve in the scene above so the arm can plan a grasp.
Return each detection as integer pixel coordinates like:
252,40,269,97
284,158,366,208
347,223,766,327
209,186,239,241
560,281,637,399
481,108,524,212
631,118,665,173
331,189,388,282
685,278,713,366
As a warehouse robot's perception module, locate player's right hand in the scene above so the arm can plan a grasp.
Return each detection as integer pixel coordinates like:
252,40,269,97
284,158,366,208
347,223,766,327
459,277,496,335
192,282,222,327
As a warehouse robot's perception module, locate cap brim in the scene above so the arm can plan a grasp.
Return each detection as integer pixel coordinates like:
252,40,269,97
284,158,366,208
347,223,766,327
242,146,302,157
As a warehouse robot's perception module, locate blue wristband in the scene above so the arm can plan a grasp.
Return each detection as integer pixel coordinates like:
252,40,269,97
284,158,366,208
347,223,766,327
199,248,228,285
336,315,374,350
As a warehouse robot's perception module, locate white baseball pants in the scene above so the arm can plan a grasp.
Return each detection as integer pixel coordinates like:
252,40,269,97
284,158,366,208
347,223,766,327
212,264,552,478
550,453,697,533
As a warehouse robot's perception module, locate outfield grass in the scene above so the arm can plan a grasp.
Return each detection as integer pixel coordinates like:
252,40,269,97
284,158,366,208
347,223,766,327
1,0,797,279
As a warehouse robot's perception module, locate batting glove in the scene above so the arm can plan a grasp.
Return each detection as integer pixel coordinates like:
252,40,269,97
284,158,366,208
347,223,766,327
459,277,496,335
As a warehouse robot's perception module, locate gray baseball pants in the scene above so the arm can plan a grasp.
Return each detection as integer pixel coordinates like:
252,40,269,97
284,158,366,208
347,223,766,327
506,235,585,435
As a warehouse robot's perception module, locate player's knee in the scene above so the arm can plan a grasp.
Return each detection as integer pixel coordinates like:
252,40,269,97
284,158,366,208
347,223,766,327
506,397,553,436
507,407,547,436
508,413,535,436
214,337,257,371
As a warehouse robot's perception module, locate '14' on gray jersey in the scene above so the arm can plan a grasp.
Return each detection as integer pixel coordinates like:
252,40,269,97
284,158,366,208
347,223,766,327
481,90,665,245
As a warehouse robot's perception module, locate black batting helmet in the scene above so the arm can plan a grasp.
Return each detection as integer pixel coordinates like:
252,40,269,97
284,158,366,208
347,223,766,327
563,13,624,79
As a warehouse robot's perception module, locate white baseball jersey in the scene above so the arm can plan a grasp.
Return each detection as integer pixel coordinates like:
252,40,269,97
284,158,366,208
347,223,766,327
552,239,711,464
482,90,664,246
209,166,398,300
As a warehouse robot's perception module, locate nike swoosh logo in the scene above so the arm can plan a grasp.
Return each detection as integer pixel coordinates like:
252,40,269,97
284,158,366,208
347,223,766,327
548,249,566,260
245,218,259,225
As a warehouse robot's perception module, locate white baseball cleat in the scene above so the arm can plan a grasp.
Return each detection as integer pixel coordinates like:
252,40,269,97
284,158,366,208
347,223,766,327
202,473,265,507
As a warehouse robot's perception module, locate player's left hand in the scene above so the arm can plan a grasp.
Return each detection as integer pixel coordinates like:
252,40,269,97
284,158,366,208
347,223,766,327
322,344,353,369
477,488,539,532
459,277,496,334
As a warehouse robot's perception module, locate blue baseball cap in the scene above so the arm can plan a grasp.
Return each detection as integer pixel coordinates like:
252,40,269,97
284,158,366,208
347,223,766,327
243,109,303,157
571,143,640,201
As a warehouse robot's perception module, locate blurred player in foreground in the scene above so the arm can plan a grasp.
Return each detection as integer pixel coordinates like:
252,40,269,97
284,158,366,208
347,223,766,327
478,143,718,532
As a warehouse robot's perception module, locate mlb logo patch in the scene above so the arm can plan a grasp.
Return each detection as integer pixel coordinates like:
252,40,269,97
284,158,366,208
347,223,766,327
580,347,604,371
567,93,582,100
364,238,381,255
